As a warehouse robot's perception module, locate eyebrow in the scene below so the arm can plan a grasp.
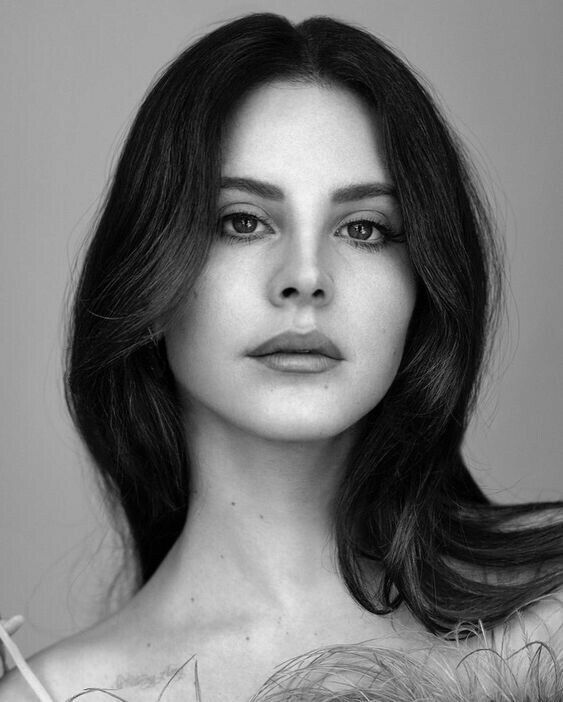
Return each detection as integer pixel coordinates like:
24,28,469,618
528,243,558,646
220,177,397,203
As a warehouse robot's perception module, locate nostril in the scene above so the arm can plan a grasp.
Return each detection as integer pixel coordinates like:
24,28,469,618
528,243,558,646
281,287,297,298
313,289,324,298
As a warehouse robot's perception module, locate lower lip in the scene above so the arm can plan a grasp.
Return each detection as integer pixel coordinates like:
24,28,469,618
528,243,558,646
250,353,340,373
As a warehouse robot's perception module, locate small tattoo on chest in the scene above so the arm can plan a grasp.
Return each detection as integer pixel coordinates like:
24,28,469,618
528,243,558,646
112,660,191,690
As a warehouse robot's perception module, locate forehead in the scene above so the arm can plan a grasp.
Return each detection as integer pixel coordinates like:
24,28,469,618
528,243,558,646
221,80,390,188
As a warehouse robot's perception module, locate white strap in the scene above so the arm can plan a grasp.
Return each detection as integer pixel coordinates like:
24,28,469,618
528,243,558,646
0,618,55,702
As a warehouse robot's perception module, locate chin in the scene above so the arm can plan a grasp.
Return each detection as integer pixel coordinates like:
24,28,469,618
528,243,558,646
237,410,363,444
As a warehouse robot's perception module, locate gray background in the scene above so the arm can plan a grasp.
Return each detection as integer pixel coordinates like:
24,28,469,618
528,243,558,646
1,0,562,658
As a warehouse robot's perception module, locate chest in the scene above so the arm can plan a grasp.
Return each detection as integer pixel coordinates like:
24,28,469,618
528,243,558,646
63,616,429,702
65,604,527,702
67,639,541,702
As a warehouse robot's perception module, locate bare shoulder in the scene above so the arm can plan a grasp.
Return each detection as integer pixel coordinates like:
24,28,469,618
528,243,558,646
0,612,130,702
472,585,562,694
502,587,563,651
0,667,40,702
0,636,82,701
0,599,201,702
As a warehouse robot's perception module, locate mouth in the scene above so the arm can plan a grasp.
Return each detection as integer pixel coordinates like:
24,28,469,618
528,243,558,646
248,330,343,359
247,330,343,373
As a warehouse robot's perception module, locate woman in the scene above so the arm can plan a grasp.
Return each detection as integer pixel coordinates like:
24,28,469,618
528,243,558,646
1,11,562,701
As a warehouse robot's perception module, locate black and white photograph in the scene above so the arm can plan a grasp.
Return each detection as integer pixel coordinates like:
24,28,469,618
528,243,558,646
1,2,562,700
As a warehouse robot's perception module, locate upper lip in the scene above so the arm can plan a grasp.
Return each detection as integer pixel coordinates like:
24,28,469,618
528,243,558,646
248,330,344,360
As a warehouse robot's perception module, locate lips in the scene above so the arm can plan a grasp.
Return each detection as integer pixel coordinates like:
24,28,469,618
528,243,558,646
248,330,343,360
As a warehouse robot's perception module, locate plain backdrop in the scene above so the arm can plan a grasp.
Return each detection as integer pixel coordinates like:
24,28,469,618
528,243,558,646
1,0,562,658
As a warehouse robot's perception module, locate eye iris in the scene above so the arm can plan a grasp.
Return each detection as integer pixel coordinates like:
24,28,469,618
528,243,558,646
347,221,373,241
232,214,257,234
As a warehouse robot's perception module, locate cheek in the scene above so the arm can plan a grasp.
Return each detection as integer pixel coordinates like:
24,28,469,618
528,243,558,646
164,264,254,387
350,258,416,384
164,282,215,392
356,254,415,338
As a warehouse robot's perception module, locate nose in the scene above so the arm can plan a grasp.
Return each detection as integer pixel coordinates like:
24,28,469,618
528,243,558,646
267,234,334,308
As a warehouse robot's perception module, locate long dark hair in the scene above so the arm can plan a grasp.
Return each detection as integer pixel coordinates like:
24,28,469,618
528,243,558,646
65,12,563,635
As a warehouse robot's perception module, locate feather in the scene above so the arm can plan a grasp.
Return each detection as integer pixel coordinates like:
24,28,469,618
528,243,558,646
251,626,563,701
251,644,563,700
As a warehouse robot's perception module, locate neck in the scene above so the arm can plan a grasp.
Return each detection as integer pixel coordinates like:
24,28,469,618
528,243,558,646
154,409,358,622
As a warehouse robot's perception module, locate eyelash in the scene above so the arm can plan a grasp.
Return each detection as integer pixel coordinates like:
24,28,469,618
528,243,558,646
219,211,399,253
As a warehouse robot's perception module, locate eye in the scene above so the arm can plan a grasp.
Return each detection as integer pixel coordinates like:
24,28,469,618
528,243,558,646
220,211,274,240
342,220,382,241
335,216,397,252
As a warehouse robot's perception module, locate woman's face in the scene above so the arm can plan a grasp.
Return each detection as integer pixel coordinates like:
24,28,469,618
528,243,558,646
165,80,416,442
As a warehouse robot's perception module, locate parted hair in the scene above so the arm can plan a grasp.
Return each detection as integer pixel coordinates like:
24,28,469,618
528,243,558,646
65,12,563,635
